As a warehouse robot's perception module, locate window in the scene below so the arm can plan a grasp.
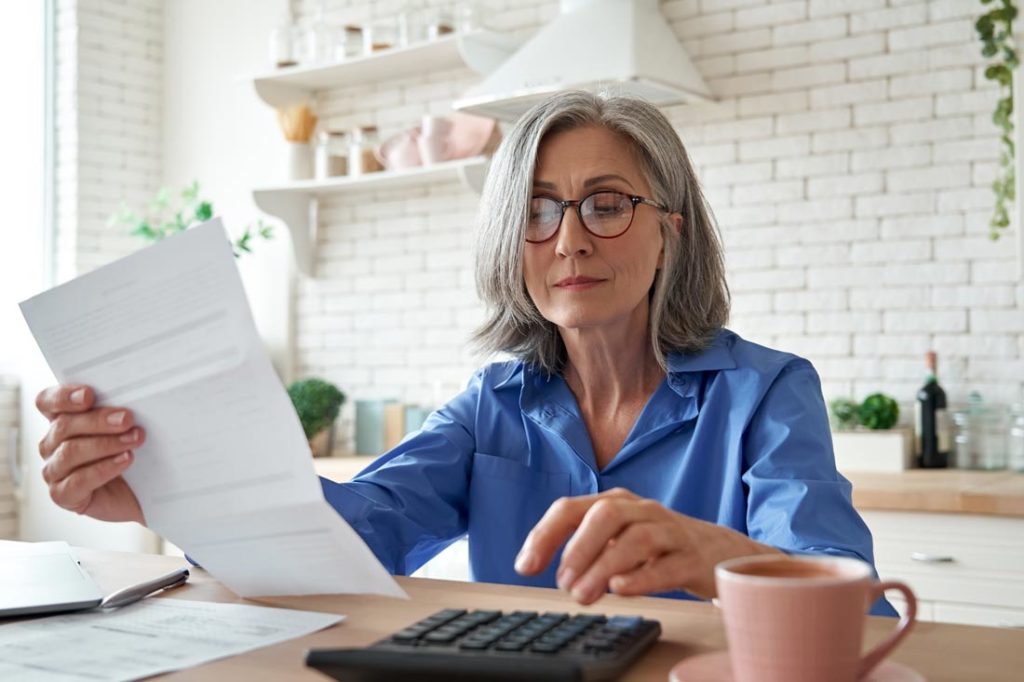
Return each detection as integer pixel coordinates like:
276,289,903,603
0,0,52,374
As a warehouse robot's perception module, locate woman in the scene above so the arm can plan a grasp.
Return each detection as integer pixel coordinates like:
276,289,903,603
35,91,895,615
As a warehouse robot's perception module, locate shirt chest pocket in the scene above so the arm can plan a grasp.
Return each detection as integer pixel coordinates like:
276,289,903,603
469,452,572,540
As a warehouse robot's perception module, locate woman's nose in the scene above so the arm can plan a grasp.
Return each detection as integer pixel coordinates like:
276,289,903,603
554,208,594,257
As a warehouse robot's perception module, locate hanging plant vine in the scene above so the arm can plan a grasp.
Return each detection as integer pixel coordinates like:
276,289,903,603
976,0,1019,240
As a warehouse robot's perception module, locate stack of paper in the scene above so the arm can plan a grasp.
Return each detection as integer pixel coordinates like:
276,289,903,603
19,219,405,599
0,598,343,681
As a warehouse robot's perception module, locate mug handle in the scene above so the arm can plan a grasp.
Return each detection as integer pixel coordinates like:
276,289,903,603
859,580,917,680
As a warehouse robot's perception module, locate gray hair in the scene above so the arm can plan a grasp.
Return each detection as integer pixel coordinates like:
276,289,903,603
472,90,730,374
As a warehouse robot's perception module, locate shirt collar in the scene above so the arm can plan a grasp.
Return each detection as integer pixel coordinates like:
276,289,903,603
666,328,737,375
494,327,738,393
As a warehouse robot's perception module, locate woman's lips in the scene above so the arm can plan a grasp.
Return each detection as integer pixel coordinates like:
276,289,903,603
554,276,604,290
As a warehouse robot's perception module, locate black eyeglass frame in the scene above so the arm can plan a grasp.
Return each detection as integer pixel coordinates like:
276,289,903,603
525,191,669,244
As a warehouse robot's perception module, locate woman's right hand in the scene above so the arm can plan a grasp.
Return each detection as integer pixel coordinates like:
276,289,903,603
35,385,146,525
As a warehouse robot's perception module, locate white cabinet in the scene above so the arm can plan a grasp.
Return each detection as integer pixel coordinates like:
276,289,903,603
861,510,1024,628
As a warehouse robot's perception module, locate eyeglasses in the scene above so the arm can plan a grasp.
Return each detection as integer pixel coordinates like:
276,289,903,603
525,191,668,243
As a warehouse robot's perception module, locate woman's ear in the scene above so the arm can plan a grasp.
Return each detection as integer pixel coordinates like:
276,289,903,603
657,214,682,269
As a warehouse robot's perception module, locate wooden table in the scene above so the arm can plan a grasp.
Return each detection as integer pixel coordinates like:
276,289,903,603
73,547,1024,681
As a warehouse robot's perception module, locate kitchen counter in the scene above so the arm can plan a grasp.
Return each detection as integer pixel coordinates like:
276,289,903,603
313,457,1024,518
846,469,1024,517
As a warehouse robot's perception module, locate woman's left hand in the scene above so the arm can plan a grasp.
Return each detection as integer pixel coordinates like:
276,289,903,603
514,488,781,605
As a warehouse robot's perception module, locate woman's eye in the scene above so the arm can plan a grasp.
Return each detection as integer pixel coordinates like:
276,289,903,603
594,203,623,215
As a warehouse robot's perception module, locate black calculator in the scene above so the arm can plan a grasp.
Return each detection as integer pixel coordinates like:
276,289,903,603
305,607,662,681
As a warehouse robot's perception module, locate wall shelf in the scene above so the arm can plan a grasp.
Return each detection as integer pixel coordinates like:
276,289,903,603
251,30,517,275
253,155,490,276
253,31,519,107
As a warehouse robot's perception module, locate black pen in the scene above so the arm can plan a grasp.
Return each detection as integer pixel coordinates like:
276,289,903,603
98,566,190,610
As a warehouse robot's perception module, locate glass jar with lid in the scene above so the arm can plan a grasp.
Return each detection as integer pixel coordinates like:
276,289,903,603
1009,402,1024,472
955,392,1008,470
349,126,383,177
337,25,363,60
363,19,398,55
269,11,299,68
315,130,348,179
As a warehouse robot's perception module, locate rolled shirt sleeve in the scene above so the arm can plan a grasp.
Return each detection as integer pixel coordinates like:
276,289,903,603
319,370,482,575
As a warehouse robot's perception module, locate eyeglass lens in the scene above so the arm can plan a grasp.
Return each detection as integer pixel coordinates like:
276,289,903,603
527,191,634,242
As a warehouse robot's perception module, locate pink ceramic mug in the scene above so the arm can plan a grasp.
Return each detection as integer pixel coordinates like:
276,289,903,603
715,554,916,682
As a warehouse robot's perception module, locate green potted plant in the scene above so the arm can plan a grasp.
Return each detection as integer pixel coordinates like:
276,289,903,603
288,378,345,458
109,181,273,257
829,393,912,473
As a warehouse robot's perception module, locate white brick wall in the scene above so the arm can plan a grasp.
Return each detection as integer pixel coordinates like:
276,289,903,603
60,1,1022,455
289,0,1024,449
55,0,162,281
0,379,18,539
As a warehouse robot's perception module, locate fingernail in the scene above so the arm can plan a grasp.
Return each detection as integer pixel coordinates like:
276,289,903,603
514,552,534,574
70,388,86,404
107,411,126,426
572,580,596,603
115,451,130,464
557,567,576,591
119,429,137,444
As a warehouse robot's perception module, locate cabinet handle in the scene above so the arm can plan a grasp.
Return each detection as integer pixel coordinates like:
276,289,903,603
910,552,955,563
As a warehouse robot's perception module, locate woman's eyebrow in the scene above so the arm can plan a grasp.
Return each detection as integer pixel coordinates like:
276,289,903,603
584,174,635,190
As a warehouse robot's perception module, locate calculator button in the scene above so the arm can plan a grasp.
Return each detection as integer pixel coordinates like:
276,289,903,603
423,630,460,643
606,616,643,631
530,641,566,653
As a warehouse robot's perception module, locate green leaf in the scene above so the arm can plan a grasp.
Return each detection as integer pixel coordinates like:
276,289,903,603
131,221,158,241
195,201,213,222
181,180,200,201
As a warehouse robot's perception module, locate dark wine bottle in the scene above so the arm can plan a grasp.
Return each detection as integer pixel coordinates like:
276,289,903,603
915,350,950,468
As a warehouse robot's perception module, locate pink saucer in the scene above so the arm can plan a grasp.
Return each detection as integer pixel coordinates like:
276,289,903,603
669,651,925,682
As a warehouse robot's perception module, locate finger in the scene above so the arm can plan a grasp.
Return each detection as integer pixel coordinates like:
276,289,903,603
515,488,637,576
36,385,95,420
43,427,145,484
39,408,136,460
608,553,700,598
50,451,134,514
558,496,656,590
568,521,674,605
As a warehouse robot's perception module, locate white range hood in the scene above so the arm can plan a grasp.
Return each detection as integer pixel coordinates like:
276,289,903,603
453,0,714,120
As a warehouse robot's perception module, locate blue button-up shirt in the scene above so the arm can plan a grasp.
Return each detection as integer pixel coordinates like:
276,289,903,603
321,329,896,616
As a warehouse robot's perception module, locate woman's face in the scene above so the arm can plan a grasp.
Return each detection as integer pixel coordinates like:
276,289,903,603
523,125,666,338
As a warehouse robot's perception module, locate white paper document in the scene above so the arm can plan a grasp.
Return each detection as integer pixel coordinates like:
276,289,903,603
0,597,343,682
20,219,406,599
